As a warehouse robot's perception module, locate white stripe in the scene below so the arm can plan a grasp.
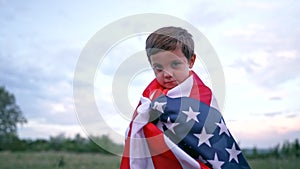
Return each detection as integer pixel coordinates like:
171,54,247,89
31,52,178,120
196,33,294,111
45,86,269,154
129,130,154,169
164,135,201,169
129,96,155,169
167,75,193,98
210,95,220,110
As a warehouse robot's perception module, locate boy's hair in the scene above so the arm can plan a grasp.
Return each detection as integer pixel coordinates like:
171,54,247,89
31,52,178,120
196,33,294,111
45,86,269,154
145,26,194,61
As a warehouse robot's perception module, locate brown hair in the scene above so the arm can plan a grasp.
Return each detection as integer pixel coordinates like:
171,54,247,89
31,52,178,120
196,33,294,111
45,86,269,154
145,26,194,61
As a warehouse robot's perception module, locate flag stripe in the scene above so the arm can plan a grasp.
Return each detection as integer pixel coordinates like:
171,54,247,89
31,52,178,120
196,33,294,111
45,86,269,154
143,123,183,169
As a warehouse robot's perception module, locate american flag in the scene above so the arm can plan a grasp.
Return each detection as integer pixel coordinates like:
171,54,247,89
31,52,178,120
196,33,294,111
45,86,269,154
120,71,251,169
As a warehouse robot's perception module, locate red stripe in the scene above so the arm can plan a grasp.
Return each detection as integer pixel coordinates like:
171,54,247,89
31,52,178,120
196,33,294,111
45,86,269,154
142,79,162,98
119,122,133,169
143,123,183,169
190,71,212,106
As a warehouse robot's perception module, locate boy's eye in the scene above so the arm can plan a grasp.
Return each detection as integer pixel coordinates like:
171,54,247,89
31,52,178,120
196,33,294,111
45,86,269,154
153,65,163,72
171,61,182,68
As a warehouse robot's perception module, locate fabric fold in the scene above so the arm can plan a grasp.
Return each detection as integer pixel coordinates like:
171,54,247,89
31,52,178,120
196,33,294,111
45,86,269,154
120,71,251,169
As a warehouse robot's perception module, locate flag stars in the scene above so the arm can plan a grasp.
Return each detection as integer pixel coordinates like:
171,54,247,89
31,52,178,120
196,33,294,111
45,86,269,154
164,122,180,134
182,106,200,123
226,143,241,163
215,119,230,136
194,127,213,147
207,153,224,169
152,101,166,113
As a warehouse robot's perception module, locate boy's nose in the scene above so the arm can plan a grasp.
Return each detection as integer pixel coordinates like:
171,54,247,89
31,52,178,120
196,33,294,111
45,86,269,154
163,69,173,78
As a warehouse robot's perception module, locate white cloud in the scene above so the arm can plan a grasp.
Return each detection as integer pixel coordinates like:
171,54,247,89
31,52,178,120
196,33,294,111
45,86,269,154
18,118,86,139
231,49,300,88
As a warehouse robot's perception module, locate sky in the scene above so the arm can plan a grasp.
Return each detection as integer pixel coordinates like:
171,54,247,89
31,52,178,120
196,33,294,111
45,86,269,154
0,0,300,149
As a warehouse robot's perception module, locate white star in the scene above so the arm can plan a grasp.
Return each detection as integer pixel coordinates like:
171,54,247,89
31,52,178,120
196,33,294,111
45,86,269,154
152,101,166,113
182,106,200,123
164,122,180,133
194,127,213,147
207,153,224,169
215,119,230,136
226,143,241,163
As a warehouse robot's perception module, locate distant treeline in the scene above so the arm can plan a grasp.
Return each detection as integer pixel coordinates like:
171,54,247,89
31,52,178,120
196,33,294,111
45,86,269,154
243,138,300,159
1,133,299,160
0,133,124,155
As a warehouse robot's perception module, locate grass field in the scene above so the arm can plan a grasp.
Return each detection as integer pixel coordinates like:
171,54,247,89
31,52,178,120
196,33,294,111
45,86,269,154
0,151,299,169
0,151,121,169
248,157,300,169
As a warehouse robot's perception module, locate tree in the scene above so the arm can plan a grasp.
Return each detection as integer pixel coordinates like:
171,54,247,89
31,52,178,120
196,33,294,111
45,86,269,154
281,140,291,157
0,86,27,150
49,133,66,151
293,138,300,157
271,144,280,159
252,146,258,158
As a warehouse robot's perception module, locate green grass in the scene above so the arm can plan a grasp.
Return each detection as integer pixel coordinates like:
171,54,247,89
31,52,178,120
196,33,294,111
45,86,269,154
0,151,299,169
0,151,121,169
248,157,300,169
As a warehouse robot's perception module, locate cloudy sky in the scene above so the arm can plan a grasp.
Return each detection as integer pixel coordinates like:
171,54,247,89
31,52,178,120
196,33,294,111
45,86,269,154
1,0,299,149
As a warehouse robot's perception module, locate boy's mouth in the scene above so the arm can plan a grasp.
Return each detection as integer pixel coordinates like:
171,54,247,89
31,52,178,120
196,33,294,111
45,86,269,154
164,81,177,85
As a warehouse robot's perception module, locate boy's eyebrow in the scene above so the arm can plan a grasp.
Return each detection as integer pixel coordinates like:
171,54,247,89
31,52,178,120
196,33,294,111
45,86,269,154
172,58,184,62
152,58,184,65
151,63,162,66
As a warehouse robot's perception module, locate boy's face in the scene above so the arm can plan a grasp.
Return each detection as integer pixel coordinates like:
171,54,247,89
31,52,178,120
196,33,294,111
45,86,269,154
149,48,195,89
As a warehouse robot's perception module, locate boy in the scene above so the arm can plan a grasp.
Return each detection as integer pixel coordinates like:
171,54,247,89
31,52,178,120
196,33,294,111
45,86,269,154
120,27,251,169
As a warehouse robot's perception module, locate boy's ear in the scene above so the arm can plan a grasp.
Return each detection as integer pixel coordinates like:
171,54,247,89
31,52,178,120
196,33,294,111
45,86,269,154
189,54,196,68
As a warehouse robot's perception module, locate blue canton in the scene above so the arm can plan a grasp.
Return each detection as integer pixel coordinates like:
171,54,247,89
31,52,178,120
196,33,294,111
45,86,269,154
150,95,251,169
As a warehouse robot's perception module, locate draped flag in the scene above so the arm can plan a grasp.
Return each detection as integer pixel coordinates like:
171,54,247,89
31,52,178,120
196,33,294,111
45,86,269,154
120,71,251,169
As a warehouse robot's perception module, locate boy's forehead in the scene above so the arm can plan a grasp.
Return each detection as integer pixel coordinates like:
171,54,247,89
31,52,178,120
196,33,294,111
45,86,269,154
150,49,187,62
